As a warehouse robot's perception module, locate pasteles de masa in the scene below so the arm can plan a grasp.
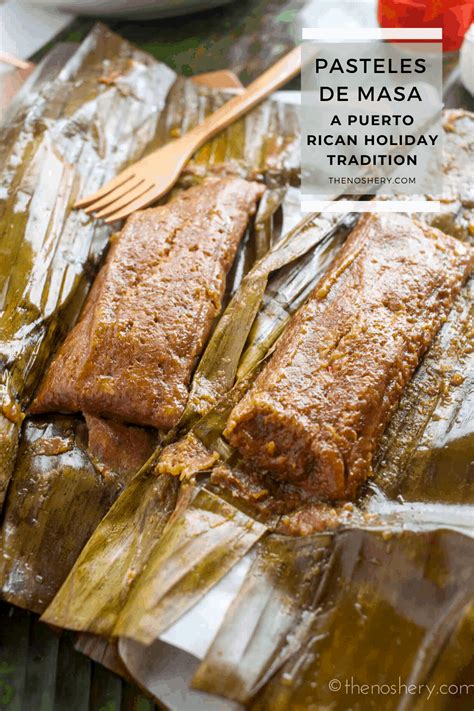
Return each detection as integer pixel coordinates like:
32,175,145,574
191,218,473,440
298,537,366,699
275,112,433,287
31,177,264,429
225,213,473,500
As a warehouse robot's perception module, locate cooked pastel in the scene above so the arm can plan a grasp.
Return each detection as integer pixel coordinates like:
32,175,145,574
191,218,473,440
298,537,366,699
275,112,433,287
31,177,264,429
225,214,473,500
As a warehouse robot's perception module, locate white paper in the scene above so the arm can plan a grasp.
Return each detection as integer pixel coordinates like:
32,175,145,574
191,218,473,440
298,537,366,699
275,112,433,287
119,637,244,711
119,549,256,710
0,1,73,73
160,551,255,660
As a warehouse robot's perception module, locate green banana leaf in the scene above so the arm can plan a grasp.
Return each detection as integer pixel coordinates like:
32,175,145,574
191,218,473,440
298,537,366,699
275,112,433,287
0,43,78,511
182,210,350,428
114,488,267,643
365,113,474,514
40,471,179,637
371,277,474,507
192,532,334,702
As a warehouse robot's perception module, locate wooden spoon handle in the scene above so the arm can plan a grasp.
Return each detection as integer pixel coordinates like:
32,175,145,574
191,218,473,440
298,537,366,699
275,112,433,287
184,46,301,149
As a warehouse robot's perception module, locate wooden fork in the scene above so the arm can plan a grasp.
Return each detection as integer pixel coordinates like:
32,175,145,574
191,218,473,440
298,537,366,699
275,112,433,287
75,46,301,223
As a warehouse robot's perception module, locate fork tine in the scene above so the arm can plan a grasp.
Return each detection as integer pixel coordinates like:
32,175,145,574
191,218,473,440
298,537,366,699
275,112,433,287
94,181,155,220
104,185,163,223
74,171,136,209
83,177,144,214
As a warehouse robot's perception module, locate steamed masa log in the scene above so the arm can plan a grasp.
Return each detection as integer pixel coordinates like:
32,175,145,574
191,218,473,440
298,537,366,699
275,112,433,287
31,177,264,429
225,214,473,501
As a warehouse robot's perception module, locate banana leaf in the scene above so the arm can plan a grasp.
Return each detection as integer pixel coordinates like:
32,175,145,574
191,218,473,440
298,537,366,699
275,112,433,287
182,210,351,428
0,24,176,611
114,488,266,642
0,24,176,508
363,111,474,514
1,22,302,616
192,532,334,702
40,471,180,636
194,528,474,709
0,42,79,511
0,20,299,507
370,277,474,507
0,416,131,614
42,110,474,648
154,76,300,188
42,108,474,711
188,115,474,707
189,213,474,707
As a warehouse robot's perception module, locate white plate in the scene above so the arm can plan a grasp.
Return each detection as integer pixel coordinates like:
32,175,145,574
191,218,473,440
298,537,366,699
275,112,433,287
0,1,73,71
27,0,235,18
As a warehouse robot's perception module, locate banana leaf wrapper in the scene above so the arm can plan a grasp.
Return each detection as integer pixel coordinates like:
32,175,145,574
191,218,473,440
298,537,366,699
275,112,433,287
0,19,299,505
42,481,265,639
187,115,474,706
0,416,136,614
0,45,75,512
114,487,266,642
43,112,474,711
44,469,180,637
0,24,177,508
189,281,474,703
370,276,474,508
192,532,334,701
193,528,474,708
365,110,474,513
43,107,474,643
180,130,474,456
1,22,302,615
0,24,175,610
41,207,355,636
0,193,281,615
12,39,469,708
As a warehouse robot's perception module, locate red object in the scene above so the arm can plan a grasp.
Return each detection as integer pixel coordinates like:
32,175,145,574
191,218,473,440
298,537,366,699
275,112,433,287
378,0,474,51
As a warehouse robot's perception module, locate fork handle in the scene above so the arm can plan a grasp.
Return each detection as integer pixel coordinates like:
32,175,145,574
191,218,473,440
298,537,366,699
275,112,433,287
184,46,301,150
